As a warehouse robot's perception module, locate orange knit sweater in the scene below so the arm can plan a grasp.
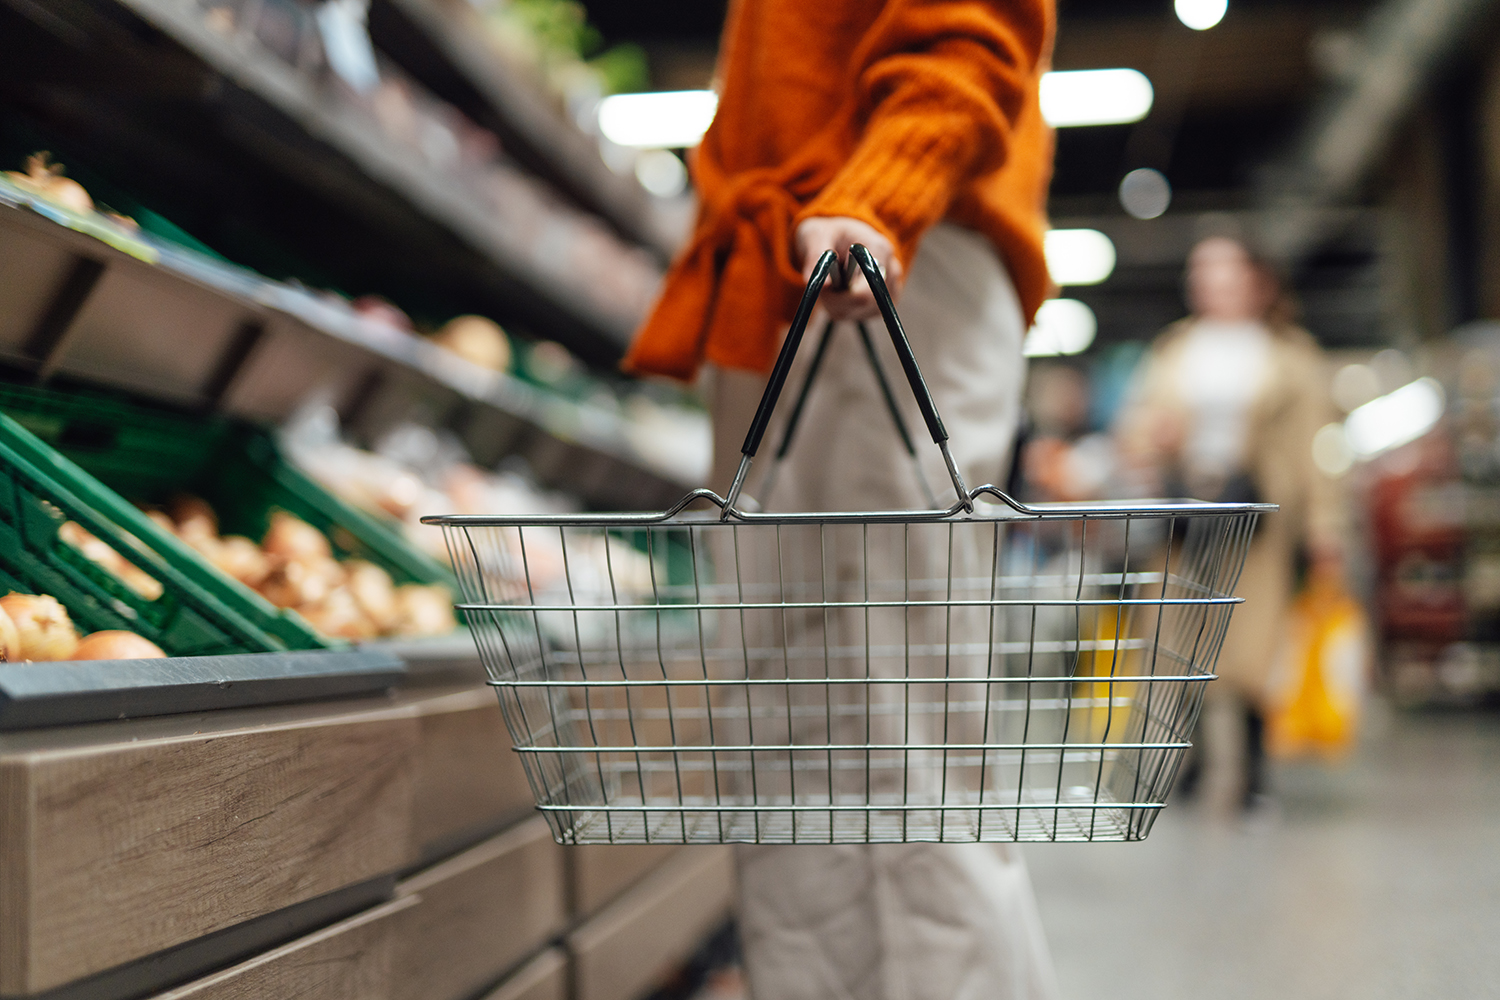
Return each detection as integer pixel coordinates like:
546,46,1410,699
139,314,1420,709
623,0,1055,380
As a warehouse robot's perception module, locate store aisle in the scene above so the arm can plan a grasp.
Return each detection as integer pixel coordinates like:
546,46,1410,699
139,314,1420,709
1025,704,1500,1000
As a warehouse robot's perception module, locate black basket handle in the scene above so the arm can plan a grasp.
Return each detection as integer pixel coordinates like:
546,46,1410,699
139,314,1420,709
722,244,970,515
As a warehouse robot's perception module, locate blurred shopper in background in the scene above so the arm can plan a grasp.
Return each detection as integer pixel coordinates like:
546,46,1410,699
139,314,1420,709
1116,236,1344,816
623,1,1060,998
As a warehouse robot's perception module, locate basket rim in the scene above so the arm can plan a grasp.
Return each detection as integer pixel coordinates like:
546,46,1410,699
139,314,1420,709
420,483,1278,528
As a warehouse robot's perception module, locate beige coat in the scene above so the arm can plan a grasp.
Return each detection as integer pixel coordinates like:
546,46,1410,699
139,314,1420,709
1117,319,1343,703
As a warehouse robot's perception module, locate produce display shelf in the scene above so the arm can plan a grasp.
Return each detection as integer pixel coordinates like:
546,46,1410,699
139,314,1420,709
0,407,327,656
117,0,644,350
368,0,684,259
0,0,658,366
0,185,689,512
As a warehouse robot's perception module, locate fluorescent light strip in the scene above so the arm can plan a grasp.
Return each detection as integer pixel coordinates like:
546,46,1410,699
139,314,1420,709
1040,69,1154,127
598,90,720,149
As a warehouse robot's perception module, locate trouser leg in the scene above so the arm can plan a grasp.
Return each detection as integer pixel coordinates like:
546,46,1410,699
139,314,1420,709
706,224,1055,1000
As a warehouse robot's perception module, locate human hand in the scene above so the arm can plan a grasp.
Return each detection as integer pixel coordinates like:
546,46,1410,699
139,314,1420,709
794,216,904,321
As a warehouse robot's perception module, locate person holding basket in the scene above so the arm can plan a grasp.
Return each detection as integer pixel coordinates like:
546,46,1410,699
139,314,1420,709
624,2,1061,997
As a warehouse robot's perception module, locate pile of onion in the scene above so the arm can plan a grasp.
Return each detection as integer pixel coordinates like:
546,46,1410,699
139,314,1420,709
0,593,164,662
149,500,454,640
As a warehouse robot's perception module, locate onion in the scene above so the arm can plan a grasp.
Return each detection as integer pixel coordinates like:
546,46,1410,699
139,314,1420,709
298,586,377,640
168,495,218,540
344,560,398,633
0,606,20,662
143,509,177,533
56,522,163,601
0,593,79,661
214,535,270,586
257,556,342,609
72,631,166,660
262,512,331,561
433,315,511,372
5,153,93,214
350,295,413,332
392,584,456,637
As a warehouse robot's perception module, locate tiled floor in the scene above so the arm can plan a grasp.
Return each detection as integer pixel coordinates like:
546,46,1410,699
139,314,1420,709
1025,703,1500,1000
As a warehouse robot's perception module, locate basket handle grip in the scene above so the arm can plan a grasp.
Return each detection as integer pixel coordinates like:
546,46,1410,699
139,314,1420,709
723,244,969,515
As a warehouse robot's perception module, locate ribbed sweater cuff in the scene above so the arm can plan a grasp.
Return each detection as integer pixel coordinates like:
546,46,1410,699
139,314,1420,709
797,115,980,262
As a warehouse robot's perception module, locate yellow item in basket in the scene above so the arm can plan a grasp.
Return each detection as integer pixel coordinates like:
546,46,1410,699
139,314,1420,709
1267,573,1369,759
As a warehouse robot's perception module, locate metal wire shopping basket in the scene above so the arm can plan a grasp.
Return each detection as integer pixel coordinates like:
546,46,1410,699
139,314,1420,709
426,246,1272,846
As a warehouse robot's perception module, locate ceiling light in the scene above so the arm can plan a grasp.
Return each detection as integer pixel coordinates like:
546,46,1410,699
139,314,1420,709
1344,378,1445,458
1044,229,1117,285
1039,70,1154,127
597,90,719,149
1119,168,1172,219
1024,299,1098,357
1175,0,1228,30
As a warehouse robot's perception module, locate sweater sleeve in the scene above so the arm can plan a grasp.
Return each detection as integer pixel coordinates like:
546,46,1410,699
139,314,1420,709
796,0,1050,261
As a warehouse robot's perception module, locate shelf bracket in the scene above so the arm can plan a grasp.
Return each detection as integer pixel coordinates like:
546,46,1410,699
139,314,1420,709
200,318,267,411
27,255,106,383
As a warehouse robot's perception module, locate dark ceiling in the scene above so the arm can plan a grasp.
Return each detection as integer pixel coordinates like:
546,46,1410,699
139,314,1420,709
580,0,1392,349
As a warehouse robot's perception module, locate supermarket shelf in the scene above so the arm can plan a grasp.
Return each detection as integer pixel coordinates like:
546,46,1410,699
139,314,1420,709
0,648,404,730
368,0,684,259
0,0,659,365
0,187,692,511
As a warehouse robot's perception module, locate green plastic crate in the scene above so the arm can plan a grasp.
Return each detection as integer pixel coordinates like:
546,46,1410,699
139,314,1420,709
0,382,457,656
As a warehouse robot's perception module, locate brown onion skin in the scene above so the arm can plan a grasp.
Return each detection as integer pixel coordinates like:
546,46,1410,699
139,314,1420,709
0,594,79,661
0,606,21,663
72,631,167,660
262,512,332,562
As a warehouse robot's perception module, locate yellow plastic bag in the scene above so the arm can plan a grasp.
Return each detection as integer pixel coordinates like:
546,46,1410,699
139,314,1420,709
1266,573,1370,759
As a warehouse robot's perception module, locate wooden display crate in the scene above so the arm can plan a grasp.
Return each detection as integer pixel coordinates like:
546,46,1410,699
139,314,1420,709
0,696,420,997
567,845,682,919
393,817,566,1000
407,685,536,863
567,847,735,1000
477,947,567,1000
144,897,419,999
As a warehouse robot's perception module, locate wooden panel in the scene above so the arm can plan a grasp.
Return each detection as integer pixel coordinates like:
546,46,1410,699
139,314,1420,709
478,947,567,1000
0,698,420,995
568,847,735,1000
568,845,680,918
146,896,419,1000
408,686,536,859
393,817,565,1000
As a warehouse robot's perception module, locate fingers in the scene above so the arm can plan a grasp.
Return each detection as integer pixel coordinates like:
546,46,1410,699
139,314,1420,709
793,216,903,321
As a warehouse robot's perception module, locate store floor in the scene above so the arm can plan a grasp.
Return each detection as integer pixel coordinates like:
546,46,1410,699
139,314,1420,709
1025,702,1500,1000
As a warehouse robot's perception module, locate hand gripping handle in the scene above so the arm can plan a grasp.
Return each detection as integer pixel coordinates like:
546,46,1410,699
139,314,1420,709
723,244,970,515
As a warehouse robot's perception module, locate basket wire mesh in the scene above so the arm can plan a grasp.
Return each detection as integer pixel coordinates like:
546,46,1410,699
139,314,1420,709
426,247,1270,845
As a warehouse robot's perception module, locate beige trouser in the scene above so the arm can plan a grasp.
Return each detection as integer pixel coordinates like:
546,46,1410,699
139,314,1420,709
702,224,1058,1000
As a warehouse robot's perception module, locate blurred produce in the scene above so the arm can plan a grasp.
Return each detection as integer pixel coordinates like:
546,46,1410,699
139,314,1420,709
0,593,165,661
524,339,583,386
72,631,167,660
1,593,80,661
477,0,649,109
4,152,93,214
350,295,415,332
149,499,456,641
434,315,512,372
57,521,165,601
